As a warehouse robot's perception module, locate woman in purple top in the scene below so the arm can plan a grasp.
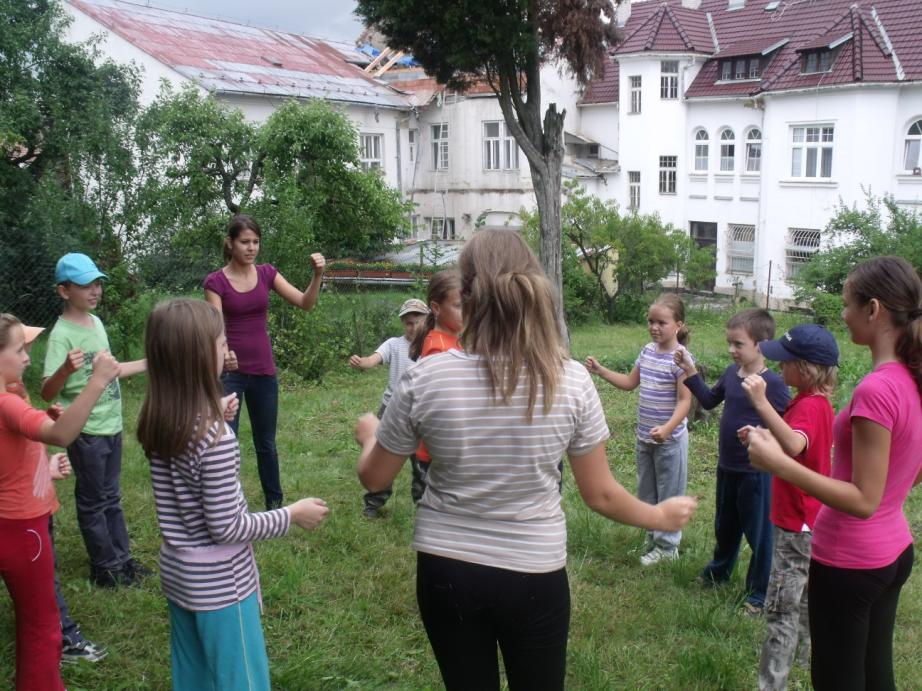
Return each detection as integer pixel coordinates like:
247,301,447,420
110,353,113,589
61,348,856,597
204,214,325,509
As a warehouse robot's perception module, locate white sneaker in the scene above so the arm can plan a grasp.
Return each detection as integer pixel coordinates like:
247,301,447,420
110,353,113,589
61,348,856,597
639,546,678,566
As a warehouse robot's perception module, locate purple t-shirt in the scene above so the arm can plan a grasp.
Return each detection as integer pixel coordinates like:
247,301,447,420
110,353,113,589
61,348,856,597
204,264,278,376
812,362,922,569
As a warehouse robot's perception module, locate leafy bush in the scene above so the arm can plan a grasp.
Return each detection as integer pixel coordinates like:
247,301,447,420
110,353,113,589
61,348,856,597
811,291,843,327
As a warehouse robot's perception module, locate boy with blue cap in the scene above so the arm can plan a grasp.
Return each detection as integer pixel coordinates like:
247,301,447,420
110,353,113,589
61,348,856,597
738,323,839,690
41,253,150,588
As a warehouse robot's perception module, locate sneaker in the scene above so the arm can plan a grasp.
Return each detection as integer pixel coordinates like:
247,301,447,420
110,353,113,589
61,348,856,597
123,558,153,583
62,639,108,663
91,567,133,589
362,505,382,518
742,601,764,617
640,546,679,566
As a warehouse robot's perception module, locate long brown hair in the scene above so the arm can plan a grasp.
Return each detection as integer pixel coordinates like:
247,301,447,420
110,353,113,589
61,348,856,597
409,269,461,361
0,313,23,352
653,293,690,346
223,214,262,263
137,299,226,459
459,230,566,420
846,256,922,396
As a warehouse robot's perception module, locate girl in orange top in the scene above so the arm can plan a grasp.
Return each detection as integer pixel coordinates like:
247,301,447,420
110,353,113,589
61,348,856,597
0,314,118,690
407,271,463,493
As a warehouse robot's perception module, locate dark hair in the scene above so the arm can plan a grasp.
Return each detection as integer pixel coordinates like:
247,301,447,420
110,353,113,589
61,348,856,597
223,214,262,263
846,256,922,396
726,308,775,343
653,294,690,346
409,270,461,361
459,230,566,420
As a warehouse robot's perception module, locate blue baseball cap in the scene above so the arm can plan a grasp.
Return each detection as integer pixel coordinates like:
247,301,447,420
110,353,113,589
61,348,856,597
55,253,108,285
759,324,839,367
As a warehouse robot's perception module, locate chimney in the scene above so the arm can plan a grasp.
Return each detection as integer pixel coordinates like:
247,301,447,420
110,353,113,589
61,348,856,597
616,0,632,27
682,0,702,8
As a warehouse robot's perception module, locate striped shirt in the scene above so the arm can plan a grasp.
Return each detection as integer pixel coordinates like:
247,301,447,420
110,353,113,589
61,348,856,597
635,343,686,442
376,351,610,573
148,422,290,611
375,336,413,407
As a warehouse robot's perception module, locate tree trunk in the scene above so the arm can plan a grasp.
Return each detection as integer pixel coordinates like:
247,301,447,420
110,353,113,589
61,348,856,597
529,103,566,330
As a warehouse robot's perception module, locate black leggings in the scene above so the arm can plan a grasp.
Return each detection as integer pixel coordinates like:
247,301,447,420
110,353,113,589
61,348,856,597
416,552,570,691
808,544,914,691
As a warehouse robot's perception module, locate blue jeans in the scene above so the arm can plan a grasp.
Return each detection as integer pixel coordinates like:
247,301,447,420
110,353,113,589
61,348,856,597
636,431,688,551
701,467,773,607
223,372,282,509
67,433,131,573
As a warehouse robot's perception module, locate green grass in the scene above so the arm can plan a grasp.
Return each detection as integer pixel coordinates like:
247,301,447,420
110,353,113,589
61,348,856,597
3,318,920,690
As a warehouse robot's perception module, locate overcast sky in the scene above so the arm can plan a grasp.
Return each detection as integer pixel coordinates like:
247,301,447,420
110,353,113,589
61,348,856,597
147,0,365,43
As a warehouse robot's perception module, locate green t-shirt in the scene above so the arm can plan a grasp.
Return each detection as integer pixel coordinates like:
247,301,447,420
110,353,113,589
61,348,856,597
42,315,122,435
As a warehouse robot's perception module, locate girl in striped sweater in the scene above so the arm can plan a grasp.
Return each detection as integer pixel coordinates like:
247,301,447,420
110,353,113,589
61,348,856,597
137,298,328,691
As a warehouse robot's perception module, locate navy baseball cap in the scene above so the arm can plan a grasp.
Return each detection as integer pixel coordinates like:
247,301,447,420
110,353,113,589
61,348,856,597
55,253,108,285
759,324,839,367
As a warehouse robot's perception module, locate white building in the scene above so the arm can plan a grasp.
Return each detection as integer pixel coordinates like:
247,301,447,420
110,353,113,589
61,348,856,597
585,0,922,305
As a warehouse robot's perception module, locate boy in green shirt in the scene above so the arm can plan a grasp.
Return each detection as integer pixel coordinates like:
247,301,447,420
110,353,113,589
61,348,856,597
42,253,150,588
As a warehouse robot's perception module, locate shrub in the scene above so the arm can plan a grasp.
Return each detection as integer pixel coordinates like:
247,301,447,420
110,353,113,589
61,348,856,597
811,292,843,327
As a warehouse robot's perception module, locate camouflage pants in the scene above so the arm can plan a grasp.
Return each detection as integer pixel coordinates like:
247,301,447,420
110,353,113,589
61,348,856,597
758,526,812,690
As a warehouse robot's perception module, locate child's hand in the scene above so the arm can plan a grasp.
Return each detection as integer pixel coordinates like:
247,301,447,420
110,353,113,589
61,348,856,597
288,497,329,530
224,350,238,372
46,403,63,421
741,374,767,405
89,350,120,384
64,348,85,374
220,393,239,422
349,354,364,370
355,413,379,447
737,424,756,446
585,356,602,374
673,345,696,373
656,496,699,531
310,253,326,275
649,426,669,443
746,427,787,474
49,453,71,480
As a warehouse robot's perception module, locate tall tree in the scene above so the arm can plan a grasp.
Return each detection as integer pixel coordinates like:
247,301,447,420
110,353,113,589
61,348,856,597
354,0,619,320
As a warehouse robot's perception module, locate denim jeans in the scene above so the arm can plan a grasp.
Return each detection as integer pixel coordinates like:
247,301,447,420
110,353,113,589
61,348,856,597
67,433,131,573
636,430,688,551
759,526,812,690
222,372,282,509
700,468,773,607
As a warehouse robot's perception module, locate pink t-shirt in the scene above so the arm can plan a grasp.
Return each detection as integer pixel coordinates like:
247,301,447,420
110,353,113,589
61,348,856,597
0,392,59,520
812,362,922,569
204,264,279,376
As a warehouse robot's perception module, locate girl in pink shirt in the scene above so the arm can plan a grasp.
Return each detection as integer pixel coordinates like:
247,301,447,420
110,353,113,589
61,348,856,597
747,256,922,691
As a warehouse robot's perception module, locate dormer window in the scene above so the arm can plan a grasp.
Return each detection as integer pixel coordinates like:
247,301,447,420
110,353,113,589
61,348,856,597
719,56,762,82
802,50,834,74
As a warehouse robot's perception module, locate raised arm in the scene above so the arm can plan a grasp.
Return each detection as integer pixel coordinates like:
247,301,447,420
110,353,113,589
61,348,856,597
741,374,805,457
570,442,697,529
41,348,84,402
650,374,692,443
747,419,889,519
585,356,640,391
39,352,120,447
273,253,325,312
118,359,147,378
350,353,384,370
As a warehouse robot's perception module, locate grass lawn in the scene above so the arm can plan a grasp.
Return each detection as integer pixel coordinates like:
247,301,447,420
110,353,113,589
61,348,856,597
3,316,920,690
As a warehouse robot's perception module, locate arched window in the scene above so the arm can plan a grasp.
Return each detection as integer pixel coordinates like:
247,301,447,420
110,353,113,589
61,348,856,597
720,128,735,172
904,119,922,171
694,129,709,171
745,128,762,172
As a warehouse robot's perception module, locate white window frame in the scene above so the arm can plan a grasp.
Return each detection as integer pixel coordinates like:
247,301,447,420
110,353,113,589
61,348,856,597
727,223,755,275
785,227,821,281
628,171,641,210
483,121,519,171
748,57,762,79
720,61,732,81
790,125,834,178
408,129,417,162
430,217,456,240
694,129,709,172
720,128,735,172
745,128,762,173
803,50,833,74
659,156,677,195
903,119,922,171
431,123,449,171
629,76,642,114
660,60,679,99
734,59,747,80
359,133,384,172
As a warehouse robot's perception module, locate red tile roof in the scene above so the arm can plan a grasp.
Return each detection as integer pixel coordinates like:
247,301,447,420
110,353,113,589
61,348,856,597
579,56,620,104
604,0,922,99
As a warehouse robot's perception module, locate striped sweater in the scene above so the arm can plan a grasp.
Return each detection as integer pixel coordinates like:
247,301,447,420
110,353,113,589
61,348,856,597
148,422,290,611
376,352,610,573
